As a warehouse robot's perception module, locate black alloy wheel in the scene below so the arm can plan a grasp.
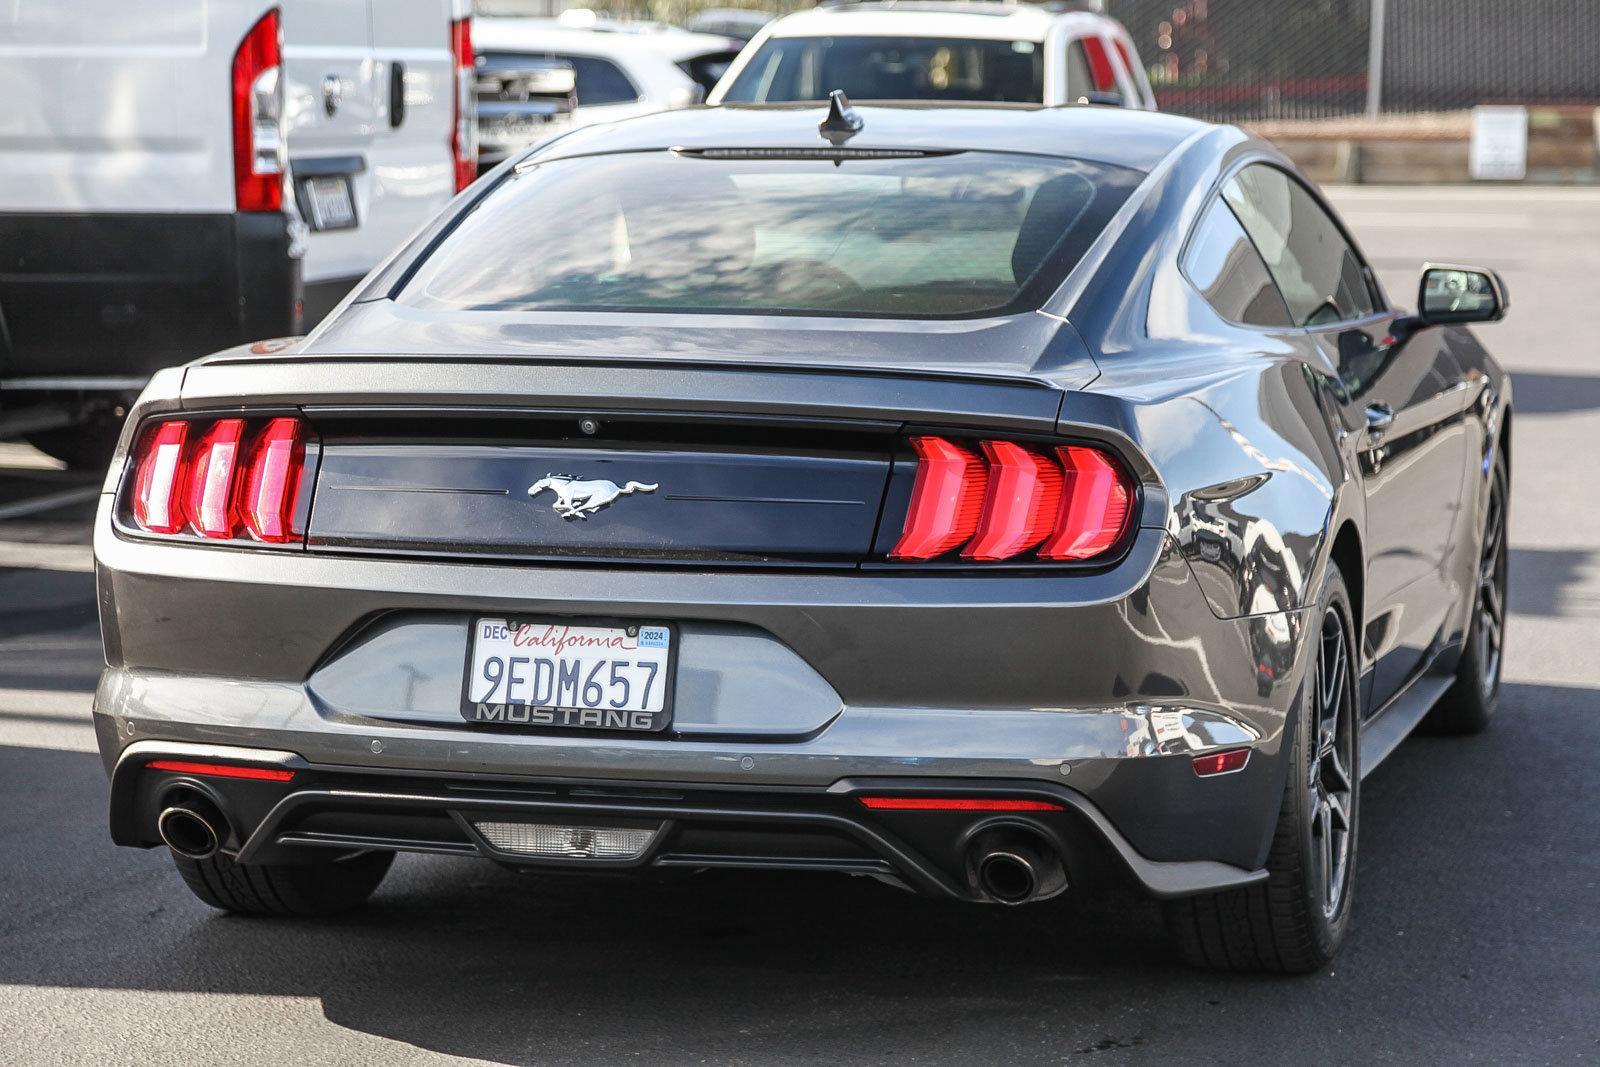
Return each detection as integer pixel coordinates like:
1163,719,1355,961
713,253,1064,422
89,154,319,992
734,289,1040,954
1473,465,1507,701
1309,606,1356,920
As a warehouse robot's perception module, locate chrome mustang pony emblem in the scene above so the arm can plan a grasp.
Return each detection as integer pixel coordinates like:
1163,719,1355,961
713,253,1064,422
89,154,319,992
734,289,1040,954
528,474,658,520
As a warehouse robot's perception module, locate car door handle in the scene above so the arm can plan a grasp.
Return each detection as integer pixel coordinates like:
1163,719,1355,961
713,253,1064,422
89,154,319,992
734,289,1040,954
389,61,406,128
1364,403,1395,439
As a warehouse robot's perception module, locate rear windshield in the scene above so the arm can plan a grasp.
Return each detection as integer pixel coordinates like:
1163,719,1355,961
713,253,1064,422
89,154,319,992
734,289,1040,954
401,150,1142,319
720,36,1045,104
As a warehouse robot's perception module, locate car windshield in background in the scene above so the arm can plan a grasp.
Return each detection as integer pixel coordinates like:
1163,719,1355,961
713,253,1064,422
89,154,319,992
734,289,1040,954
402,150,1141,319
719,36,1045,104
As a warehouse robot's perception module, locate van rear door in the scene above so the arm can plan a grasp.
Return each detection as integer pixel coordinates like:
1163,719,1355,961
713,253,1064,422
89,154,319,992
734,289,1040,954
365,0,458,274
0,0,258,214
281,0,376,300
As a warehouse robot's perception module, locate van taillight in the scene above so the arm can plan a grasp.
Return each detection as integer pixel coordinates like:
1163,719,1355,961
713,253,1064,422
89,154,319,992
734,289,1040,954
129,417,311,545
449,16,477,192
890,436,1134,563
232,8,284,212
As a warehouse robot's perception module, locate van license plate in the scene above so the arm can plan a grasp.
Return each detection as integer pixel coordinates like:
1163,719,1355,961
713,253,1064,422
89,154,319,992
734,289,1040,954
462,619,673,732
301,175,356,231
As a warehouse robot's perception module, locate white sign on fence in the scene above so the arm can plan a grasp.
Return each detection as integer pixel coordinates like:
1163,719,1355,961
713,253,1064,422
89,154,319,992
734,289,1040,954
1470,106,1529,181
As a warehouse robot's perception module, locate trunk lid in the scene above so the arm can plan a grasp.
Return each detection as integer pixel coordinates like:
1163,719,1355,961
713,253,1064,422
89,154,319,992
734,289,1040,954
180,341,1071,565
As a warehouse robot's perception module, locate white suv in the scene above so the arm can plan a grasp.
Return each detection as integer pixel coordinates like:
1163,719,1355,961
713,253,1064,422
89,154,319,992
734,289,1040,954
473,16,744,136
710,1,1155,111
0,0,476,466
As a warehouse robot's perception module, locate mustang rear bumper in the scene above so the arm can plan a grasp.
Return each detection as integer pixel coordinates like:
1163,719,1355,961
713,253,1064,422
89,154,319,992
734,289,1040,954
109,740,1267,901
95,502,1311,888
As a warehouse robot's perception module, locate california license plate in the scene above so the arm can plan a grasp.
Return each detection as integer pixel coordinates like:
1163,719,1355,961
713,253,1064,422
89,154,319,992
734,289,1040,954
462,618,673,731
300,174,357,231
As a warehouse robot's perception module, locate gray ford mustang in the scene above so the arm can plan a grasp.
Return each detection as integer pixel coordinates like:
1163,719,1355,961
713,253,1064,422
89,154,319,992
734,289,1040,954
93,97,1511,973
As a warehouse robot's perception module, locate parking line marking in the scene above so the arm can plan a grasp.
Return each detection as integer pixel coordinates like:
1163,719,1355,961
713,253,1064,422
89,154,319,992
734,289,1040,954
0,541,94,573
0,486,100,521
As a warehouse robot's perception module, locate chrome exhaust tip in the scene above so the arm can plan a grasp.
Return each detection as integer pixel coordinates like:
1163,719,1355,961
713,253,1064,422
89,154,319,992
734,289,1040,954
969,829,1067,905
977,848,1041,904
157,802,225,860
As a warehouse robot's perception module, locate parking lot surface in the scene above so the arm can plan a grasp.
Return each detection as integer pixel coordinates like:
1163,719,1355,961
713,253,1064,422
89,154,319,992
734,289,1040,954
1,186,1597,1065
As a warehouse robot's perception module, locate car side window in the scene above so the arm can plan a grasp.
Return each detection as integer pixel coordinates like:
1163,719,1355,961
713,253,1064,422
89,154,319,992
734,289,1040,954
1183,197,1294,327
548,54,639,106
1222,164,1376,327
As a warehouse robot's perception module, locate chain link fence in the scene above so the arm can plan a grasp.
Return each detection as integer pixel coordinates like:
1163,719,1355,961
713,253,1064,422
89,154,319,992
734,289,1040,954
1106,0,1600,122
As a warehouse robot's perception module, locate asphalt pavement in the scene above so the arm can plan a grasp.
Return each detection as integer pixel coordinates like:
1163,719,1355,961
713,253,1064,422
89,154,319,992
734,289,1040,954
1,185,1597,1065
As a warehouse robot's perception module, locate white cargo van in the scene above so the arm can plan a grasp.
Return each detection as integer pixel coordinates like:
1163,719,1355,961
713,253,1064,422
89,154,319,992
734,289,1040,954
0,0,475,465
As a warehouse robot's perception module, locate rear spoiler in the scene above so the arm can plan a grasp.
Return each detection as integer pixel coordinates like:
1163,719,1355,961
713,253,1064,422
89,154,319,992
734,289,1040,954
178,356,1068,435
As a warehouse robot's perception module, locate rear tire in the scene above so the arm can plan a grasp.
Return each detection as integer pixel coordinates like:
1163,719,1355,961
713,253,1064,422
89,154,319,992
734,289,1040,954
1164,564,1359,973
1427,450,1508,735
171,849,394,917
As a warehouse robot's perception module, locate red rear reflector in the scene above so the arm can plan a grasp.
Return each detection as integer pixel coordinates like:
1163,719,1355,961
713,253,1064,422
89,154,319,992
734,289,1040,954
131,421,189,534
1038,446,1132,560
963,440,1064,561
181,418,246,538
146,759,295,783
1192,749,1251,777
239,417,307,543
858,796,1064,812
890,436,989,560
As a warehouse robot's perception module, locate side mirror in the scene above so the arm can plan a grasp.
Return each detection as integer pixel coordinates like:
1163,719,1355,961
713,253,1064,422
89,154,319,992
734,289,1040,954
1075,90,1124,107
1416,264,1509,325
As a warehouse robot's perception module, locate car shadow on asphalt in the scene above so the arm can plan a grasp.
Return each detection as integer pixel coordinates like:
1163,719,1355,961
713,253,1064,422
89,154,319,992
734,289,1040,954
1,678,1596,1063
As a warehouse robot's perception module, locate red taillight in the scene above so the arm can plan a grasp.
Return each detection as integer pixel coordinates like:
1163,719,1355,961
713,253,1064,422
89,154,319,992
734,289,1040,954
127,416,310,544
1081,35,1118,92
1192,749,1251,777
890,436,1133,563
182,419,246,539
146,759,296,783
1038,446,1132,561
449,16,477,192
232,9,283,212
890,436,989,560
963,440,1063,561
131,422,189,534
858,796,1064,812
239,417,307,543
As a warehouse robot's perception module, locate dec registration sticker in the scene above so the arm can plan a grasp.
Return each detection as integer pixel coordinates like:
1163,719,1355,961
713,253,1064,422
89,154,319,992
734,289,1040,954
463,619,673,731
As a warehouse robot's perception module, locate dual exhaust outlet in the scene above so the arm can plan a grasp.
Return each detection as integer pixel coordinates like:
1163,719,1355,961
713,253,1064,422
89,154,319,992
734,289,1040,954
155,797,1067,903
968,828,1067,905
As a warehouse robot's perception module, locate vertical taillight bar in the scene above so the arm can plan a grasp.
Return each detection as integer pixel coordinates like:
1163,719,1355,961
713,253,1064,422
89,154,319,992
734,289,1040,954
131,422,189,535
239,418,308,543
449,16,477,192
232,8,284,212
889,437,989,560
1037,446,1132,561
963,440,1064,561
182,419,247,539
